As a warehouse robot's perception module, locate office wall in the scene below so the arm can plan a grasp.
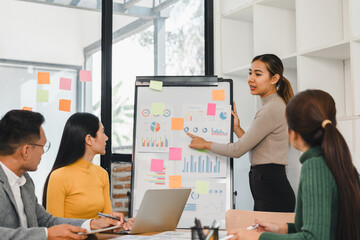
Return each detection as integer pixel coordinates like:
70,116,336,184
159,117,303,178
0,0,101,65
214,0,360,211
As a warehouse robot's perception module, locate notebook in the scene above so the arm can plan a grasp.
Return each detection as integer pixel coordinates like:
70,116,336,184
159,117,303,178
123,188,191,234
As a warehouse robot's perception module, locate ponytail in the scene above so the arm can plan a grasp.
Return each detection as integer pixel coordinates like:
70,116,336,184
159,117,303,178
286,89,360,240
322,124,360,240
277,76,294,104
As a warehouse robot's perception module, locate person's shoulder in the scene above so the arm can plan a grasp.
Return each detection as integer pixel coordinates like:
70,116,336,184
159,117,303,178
92,164,109,177
257,94,285,120
302,155,326,168
50,166,73,180
267,94,286,110
302,155,335,181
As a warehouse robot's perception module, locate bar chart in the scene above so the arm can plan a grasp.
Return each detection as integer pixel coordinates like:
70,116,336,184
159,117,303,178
182,155,221,173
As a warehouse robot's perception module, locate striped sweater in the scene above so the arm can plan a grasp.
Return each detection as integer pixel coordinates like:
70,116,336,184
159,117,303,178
259,146,338,240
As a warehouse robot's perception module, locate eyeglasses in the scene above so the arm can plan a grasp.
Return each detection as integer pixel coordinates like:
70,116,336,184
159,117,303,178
28,141,51,153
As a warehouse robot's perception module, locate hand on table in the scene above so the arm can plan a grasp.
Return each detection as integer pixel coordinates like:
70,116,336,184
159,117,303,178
255,219,288,234
48,224,87,240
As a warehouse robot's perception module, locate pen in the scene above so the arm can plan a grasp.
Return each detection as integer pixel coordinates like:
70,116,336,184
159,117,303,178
219,235,234,240
97,212,128,222
194,217,206,240
205,220,220,240
246,224,259,230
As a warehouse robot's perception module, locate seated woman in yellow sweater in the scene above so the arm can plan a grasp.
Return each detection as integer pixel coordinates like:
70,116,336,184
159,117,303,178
43,113,127,223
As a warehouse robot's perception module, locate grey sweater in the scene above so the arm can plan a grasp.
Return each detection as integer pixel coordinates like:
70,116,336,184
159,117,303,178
211,93,289,166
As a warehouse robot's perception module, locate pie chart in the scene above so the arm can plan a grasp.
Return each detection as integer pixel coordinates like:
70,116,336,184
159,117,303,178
150,122,160,132
219,112,227,120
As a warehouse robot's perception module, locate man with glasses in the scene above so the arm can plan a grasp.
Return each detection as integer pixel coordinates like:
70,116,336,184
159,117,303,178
0,110,123,240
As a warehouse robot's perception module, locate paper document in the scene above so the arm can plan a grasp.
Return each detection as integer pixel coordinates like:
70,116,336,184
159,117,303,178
83,225,122,234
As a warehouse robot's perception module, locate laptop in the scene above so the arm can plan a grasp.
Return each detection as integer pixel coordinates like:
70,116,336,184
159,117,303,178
124,188,191,234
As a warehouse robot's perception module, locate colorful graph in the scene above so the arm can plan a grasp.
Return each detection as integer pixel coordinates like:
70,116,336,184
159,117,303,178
142,109,150,117
144,166,166,185
185,110,204,121
219,112,227,120
163,109,171,117
150,122,160,132
141,136,168,148
182,155,221,173
211,128,228,136
184,203,197,211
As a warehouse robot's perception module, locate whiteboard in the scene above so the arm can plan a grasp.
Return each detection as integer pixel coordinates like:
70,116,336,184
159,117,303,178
131,76,233,229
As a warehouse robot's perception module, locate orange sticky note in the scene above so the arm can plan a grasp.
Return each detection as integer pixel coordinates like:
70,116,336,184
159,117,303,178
171,118,184,130
21,107,32,111
169,175,182,188
37,72,50,84
59,99,71,112
212,89,225,101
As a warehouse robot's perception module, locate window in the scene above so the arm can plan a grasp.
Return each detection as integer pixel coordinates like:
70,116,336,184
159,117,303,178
0,0,102,200
111,0,206,154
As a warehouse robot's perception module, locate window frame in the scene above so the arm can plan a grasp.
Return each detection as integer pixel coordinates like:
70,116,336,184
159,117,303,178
100,0,214,172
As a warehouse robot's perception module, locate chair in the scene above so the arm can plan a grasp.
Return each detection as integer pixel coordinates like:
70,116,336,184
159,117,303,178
225,209,295,231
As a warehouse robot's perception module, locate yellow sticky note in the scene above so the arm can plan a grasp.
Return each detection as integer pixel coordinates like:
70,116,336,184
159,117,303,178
212,89,225,101
151,103,164,116
21,107,32,111
59,99,71,112
196,180,209,194
37,72,50,84
36,90,49,102
171,118,184,130
169,175,182,188
150,80,163,91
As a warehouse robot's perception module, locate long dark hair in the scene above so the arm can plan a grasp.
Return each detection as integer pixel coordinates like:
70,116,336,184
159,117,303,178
42,112,100,207
252,54,294,104
286,89,360,240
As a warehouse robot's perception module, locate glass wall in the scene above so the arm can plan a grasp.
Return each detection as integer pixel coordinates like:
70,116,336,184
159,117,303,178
0,0,102,200
111,0,205,154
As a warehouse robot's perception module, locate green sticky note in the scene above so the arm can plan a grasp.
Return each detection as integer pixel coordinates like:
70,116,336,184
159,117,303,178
196,180,209,194
151,103,164,116
150,80,163,91
196,148,209,153
37,90,49,102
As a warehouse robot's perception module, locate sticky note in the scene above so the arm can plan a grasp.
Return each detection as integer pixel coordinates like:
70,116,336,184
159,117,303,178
207,103,216,115
171,118,184,130
59,78,71,90
169,147,182,160
150,80,163,91
37,72,50,84
151,103,164,116
196,180,209,194
212,89,225,101
150,159,164,172
21,107,32,111
80,70,92,82
59,99,71,112
169,175,182,188
37,90,49,102
196,148,209,153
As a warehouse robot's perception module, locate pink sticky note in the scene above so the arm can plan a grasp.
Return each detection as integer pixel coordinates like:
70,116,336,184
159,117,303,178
169,147,182,160
150,159,164,172
59,78,71,90
80,70,92,82
207,103,216,116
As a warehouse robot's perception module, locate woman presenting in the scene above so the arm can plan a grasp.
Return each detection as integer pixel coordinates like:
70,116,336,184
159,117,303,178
188,54,295,212
43,113,132,229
